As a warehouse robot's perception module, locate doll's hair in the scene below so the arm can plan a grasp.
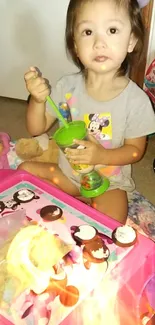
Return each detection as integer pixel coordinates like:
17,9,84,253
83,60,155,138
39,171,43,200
65,0,145,76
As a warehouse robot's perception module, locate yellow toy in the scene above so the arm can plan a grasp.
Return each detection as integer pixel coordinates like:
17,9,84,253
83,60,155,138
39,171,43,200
0,223,72,309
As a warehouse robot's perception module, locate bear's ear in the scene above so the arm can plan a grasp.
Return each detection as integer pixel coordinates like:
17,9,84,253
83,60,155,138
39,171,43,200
89,114,94,120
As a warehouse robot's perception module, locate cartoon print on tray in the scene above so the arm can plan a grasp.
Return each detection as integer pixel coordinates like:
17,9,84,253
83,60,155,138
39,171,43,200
10,227,81,324
0,189,40,214
18,224,109,324
71,224,110,269
0,178,137,325
40,205,63,222
35,205,66,224
4,220,110,324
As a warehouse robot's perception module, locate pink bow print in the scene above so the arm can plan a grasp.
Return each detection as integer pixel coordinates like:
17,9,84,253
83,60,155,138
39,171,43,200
20,290,55,325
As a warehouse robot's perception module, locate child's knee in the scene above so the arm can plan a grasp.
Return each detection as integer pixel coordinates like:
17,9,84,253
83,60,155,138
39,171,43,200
17,161,31,172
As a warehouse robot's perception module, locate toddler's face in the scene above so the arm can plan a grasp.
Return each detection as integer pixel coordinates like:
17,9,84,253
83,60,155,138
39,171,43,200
74,0,137,75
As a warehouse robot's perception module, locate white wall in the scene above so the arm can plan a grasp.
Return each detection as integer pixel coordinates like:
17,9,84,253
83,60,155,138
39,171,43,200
0,0,77,100
146,0,155,68
0,0,155,100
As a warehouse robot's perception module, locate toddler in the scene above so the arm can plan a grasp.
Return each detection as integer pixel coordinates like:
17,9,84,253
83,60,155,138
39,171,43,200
20,0,155,223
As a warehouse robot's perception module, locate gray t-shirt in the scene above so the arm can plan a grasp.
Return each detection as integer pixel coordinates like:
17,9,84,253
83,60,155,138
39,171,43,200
46,73,155,192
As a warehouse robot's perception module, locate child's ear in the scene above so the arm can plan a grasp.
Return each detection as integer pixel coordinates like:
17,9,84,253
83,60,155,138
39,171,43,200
128,33,138,53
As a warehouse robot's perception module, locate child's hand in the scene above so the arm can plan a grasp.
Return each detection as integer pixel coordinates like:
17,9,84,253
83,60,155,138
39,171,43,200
24,67,50,103
66,136,106,165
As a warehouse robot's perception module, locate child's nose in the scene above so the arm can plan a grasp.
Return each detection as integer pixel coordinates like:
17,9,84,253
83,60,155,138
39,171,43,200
94,34,106,49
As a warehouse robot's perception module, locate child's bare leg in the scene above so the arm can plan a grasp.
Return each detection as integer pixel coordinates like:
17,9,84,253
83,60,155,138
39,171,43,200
18,161,80,196
91,189,128,224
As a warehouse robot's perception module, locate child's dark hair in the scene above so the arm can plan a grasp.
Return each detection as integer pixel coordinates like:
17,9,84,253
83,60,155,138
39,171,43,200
65,0,145,76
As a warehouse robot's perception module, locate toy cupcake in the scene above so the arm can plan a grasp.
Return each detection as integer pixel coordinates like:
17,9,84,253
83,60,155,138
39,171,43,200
112,225,137,247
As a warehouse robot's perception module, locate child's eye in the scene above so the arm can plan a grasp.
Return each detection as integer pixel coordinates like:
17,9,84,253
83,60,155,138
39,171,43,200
83,29,92,36
108,28,118,35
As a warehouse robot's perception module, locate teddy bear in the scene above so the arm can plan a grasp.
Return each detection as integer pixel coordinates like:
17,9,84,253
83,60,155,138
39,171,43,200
15,134,59,164
0,132,59,170
0,133,58,171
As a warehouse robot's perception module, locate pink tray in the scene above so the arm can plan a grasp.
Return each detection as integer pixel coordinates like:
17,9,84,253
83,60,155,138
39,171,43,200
0,170,154,325
0,170,120,229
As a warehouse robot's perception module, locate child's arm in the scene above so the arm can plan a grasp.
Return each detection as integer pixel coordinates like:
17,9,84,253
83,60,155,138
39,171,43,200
99,136,146,166
24,67,56,136
26,97,56,136
66,136,146,166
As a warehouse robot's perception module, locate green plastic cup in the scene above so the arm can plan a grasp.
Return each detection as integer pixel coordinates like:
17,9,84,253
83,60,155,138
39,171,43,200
54,121,86,147
54,121,93,173
54,120,110,198
80,170,110,198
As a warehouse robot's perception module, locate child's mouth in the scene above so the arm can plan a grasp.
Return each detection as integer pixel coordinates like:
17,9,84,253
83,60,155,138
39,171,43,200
94,56,108,62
